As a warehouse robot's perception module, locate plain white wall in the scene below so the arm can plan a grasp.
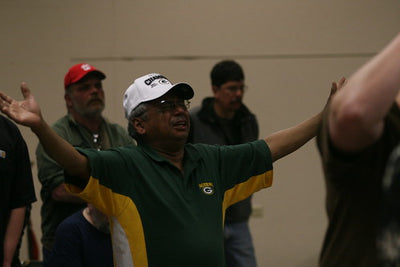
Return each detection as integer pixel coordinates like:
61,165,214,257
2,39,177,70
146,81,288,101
1,1,400,266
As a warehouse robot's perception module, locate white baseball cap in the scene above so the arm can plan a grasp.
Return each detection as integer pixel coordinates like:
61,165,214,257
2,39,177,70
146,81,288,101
123,73,194,118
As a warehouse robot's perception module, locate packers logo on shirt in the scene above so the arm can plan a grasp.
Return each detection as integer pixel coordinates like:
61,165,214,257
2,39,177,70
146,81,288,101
199,182,215,195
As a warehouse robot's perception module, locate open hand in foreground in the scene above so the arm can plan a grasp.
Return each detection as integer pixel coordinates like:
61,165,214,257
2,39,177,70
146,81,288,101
0,82,43,129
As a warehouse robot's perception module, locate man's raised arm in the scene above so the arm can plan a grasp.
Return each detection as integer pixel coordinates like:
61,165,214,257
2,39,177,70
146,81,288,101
0,83,90,180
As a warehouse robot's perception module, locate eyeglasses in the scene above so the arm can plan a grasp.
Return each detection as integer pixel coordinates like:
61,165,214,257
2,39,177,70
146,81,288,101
221,85,248,93
152,99,190,112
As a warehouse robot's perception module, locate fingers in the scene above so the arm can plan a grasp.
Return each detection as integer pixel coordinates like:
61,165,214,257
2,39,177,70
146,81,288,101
0,92,6,111
20,82,32,100
0,82,32,105
331,82,338,94
0,92,11,116
337,77,346,89
326,77,347,104
0,91,12,106
330,77,347,96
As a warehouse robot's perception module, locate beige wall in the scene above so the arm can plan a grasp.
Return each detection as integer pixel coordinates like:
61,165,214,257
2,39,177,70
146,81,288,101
1,1,400,266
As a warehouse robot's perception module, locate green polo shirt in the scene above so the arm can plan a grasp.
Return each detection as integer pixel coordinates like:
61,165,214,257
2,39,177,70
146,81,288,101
66,139,273,267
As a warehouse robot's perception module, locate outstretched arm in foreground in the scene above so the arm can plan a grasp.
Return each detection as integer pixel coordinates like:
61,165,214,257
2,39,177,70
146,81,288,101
0,83,90,180
329,33,400,152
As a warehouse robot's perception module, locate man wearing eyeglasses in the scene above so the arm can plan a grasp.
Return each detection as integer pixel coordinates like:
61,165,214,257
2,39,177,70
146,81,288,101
189,60,258,267
35,63,134,264
0,72,323,266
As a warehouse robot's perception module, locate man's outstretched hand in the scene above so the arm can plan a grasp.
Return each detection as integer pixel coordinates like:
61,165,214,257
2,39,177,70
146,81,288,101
0,82,43,129
329,77,346,102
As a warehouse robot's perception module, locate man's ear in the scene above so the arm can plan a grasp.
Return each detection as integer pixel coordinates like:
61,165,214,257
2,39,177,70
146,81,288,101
212,85,219,95
64,93,73,108
132,118,146,135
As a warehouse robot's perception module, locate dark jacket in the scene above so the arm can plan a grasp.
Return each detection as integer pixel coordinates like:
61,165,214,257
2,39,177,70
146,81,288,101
188,97,259,222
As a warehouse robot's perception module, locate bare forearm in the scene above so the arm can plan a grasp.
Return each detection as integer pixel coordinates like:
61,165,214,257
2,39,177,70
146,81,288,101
265,112,321,161
3,207,25,266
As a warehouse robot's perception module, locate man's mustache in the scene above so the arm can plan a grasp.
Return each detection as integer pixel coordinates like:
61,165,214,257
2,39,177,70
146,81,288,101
88,97,104,105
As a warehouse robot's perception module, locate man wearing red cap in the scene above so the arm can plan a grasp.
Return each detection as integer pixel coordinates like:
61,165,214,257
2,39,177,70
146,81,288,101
35,63,134,263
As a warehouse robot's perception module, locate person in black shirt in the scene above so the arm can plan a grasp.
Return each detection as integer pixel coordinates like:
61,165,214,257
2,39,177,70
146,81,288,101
0,115,36,267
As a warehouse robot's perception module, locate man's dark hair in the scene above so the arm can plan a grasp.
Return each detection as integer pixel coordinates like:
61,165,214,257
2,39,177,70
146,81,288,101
210,60,245,87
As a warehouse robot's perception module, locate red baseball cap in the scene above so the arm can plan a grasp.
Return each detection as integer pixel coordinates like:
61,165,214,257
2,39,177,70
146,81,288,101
64,63,106,89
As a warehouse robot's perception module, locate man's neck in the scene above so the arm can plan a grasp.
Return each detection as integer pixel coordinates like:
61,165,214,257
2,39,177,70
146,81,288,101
153,143,185,172
213,102,234,119
71,113,103,133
